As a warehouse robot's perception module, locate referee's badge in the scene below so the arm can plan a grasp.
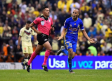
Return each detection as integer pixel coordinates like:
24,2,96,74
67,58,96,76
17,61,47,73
41,21,44,25
74,23,76,25
49,19,51,22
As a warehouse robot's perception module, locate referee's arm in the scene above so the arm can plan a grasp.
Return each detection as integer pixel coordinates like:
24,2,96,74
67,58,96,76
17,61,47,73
51,25,55,31
30,22,41,34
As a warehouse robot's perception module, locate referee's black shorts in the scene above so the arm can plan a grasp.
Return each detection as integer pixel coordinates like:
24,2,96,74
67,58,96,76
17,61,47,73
37,33,49,45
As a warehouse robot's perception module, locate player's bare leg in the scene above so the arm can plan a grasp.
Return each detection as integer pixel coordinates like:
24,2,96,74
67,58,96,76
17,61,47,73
24,53,29,63
26,45,43,72
72,52,75,59
42,41,52,72
25,54,32,69
22,53,28,69
68,48,75,73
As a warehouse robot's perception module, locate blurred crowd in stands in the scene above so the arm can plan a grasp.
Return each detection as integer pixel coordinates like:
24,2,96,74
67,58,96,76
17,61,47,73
0,0,112,62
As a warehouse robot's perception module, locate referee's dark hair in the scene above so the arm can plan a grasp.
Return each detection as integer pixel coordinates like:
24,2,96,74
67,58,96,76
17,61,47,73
26,20,31,24
42,5,49,11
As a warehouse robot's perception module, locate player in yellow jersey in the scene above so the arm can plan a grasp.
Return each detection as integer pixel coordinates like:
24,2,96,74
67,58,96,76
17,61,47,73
17,21,37,69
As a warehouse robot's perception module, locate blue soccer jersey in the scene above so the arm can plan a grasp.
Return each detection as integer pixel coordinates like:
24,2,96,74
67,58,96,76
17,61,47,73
64,17,84,52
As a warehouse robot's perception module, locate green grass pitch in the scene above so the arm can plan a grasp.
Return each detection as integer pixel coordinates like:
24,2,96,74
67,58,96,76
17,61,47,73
0,70,112,81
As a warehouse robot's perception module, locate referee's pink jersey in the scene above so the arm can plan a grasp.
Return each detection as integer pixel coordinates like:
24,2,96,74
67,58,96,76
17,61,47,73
33,17,53,35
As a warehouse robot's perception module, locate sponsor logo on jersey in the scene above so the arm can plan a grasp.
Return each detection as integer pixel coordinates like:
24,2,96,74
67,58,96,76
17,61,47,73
70,24,72,27
49,19,51,22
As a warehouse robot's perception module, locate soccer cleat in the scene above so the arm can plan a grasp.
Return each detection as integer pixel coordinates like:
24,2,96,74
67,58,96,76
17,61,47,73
25,62,30,72
69,70,75,73
56,46,65,55
42,65,48,72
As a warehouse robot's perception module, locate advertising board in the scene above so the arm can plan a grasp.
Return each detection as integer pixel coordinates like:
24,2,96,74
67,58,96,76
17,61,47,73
32,56,112,70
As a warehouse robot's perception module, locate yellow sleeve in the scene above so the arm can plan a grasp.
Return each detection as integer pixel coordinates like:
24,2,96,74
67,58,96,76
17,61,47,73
66,0,73,12
19,29,24,36
105,31,108,37
86,6,90,11
58,1,61,9
33,11,40,17
80,6,84,11
97,23,102,31
105,29,110,38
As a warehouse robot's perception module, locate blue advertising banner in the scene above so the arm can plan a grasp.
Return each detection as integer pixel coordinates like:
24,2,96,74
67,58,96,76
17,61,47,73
32,56,112,69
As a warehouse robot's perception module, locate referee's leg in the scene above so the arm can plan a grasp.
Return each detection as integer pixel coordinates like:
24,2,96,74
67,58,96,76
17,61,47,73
28,44,43,65
26,44,43,72
43,41,52,65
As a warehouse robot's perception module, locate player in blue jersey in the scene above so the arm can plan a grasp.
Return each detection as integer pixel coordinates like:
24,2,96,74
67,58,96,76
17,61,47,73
58,9,95,73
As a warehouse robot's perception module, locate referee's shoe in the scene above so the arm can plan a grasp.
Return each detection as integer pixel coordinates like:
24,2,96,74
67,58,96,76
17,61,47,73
25,62,30,72
42,65,48,72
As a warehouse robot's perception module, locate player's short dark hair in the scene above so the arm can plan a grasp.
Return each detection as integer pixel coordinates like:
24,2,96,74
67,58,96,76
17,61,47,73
73,0,78,2
42,5,49,11
26,20,31,24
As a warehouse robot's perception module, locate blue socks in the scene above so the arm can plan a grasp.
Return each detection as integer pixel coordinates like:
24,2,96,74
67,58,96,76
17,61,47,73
62,49,72,71
68,58,72,71
62,49,69,55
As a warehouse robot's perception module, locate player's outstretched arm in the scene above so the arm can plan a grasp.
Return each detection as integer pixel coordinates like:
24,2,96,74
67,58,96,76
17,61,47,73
58,28,66,40
33,35,38,45
17,36,21,50
33,35,37,42
30,22,42,34
82,29,95,43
